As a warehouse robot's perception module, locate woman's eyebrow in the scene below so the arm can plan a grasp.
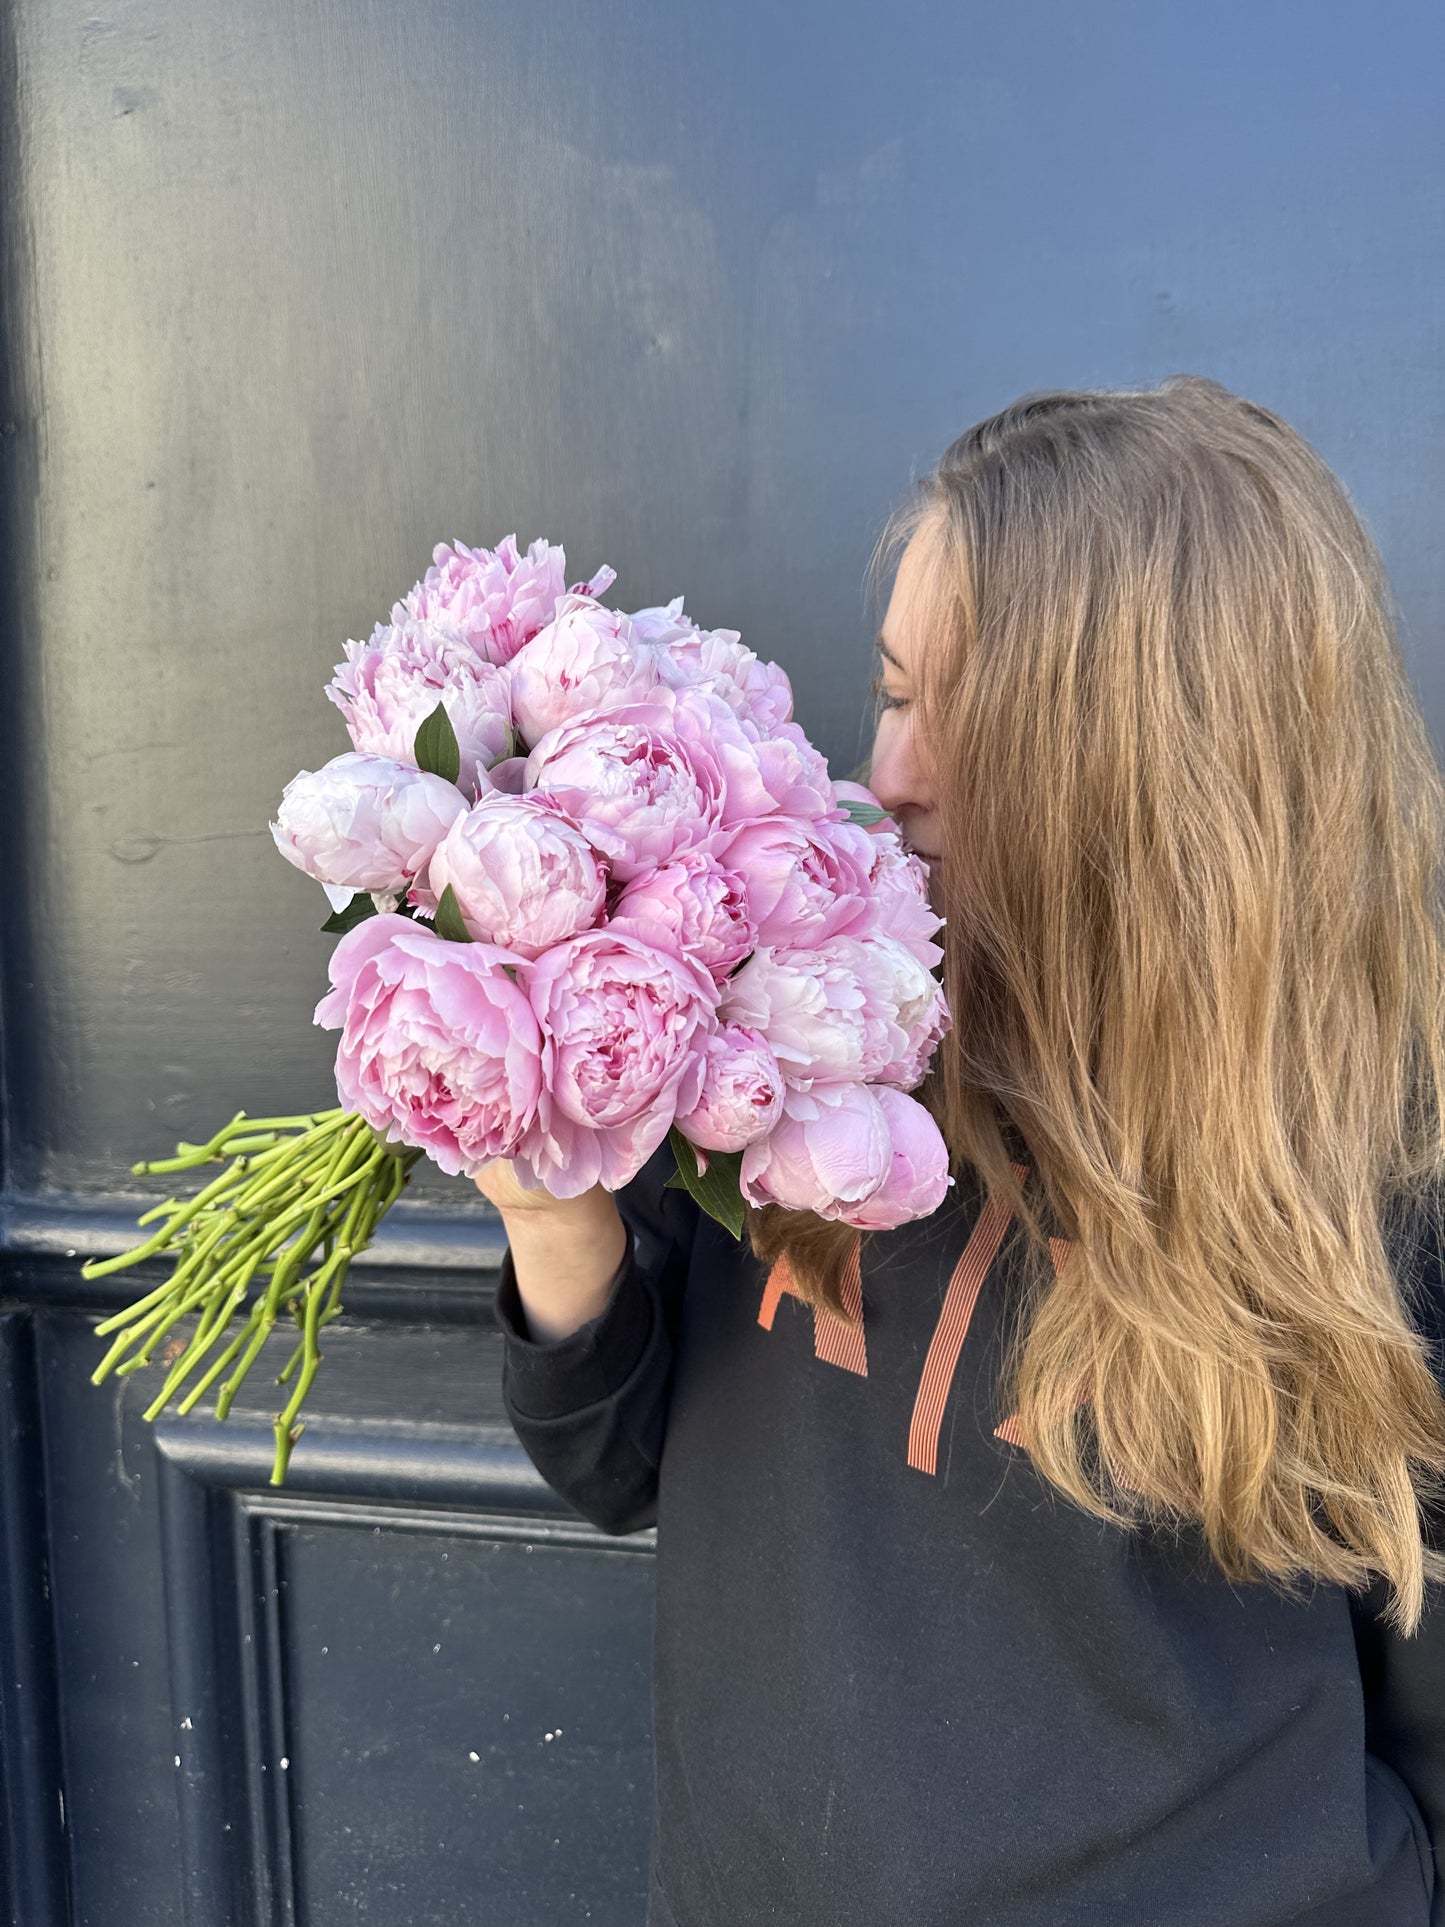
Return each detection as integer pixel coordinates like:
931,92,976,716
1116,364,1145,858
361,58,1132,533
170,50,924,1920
876,632,906,672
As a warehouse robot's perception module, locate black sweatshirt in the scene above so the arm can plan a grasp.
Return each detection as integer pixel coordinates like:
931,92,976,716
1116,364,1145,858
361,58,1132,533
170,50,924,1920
494,1146,1445,1927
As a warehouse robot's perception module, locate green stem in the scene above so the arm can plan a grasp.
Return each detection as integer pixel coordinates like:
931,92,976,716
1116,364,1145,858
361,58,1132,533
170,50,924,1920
135,1196,181,1228
141,1255,265,1421
174,1308,266,1417
92,1199,250,1342
214,1310,277,1422
107,1125,373,1387
270,1248,343,1484
224,1109,348,1135
83,1156,261,1282
88,1109,413,1482
226,1125,354,1218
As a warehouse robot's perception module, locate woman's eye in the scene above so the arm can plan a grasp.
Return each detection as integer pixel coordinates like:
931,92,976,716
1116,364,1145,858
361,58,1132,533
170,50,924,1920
871,674,909,713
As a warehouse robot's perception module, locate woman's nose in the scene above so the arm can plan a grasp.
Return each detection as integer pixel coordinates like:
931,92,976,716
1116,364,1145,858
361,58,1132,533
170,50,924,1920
869,719,920,815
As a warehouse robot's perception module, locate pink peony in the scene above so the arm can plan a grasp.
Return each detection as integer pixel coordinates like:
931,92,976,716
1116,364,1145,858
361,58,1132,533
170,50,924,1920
424,793,607,957
313,915,543,1176
719,816,873,949
661,689,830,826
860,832,945,969
840,1087,952,1228
675,1025,784,1152
831,779,895,832
739,1083,892,1219
514,930,718,1197
608,849,755,984
507,596,661,745
270,752,467,910
326,617,511,799
523,701,725,882
729,719,833,820
399,535,610,667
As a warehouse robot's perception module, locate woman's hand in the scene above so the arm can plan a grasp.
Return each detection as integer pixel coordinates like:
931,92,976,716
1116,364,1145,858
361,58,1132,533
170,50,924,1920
476,1162,628,1343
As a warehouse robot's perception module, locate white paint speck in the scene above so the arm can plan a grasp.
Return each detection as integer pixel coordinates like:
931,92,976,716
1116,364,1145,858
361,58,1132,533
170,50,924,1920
432,1643,441,1654
173,1755,181,1768
279,1757,289,1770
179,1717,192,1731
468,1751,479,1763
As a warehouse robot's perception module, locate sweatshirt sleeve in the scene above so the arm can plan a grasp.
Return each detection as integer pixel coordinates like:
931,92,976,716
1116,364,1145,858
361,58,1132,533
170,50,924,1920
493,1143,701,1536
1352,1192,1445,1921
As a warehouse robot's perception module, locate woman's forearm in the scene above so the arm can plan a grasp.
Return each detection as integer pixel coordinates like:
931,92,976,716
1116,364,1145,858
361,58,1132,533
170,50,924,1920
502,1200,629,1342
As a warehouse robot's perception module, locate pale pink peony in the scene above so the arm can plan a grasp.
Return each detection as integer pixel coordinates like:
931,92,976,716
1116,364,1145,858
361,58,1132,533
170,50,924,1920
507,596,661,745
840,1087,952,1229
608,849,755,984
483,756,528,796
719,816,873,949
675,1025,784,1152
739,1083,893,1219
523,700,725,881
326,617,511,799
270,752,468,910
692,637,794,736
627,596,700,651
399,535,611,666
722,934,947,1092
569,564,619,600
721,944,889,1089
424,793,607,957
824,933,950,1091
635,603,794,735
313,915,542,1177
513,930,718,1197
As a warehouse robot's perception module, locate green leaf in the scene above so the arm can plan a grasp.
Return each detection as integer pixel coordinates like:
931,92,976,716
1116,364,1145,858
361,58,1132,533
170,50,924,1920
320,893,379,935
413,702,461,786
486,720,522,768
839,799,888,827
433,883,473,943
666,1128,745,1241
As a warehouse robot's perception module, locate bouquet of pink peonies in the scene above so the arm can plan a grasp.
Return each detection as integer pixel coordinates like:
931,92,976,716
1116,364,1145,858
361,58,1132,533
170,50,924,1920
85,536,951,1479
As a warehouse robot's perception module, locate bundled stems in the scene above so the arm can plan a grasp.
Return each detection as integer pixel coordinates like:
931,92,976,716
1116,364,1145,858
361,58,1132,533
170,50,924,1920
86,1109,421,1484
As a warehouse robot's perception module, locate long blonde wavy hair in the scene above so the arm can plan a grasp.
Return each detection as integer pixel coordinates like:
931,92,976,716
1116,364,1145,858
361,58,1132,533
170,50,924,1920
747,375,1445,1631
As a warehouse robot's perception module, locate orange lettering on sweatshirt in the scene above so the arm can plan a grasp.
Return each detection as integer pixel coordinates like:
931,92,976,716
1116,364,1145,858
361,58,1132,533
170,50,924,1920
757,1243,867,1376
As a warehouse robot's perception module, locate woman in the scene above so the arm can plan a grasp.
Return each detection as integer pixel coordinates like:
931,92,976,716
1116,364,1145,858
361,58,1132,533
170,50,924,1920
480,376,1445,1926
